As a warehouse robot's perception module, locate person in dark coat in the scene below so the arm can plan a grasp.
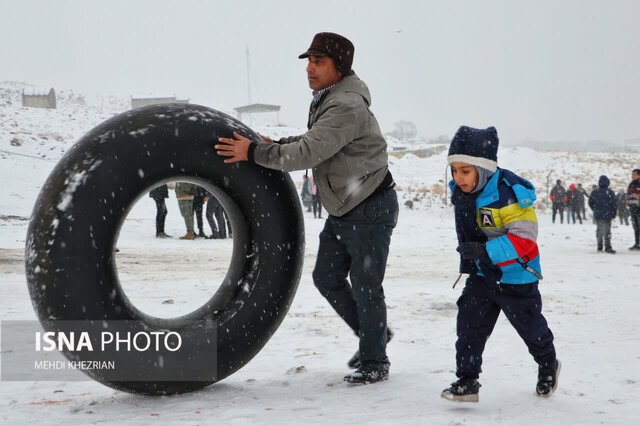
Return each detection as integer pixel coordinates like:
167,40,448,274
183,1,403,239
149,184,171,238
301,173,312,212
204,191,219,238
566,184,583,224
577,183,588,220
205,194,232,239
549,180,566,224
588,175,617,253
309,175,323,218
627,169,640,250
617,189,630,226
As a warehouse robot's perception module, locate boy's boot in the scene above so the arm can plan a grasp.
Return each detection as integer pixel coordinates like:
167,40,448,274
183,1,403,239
536,359,561,397
441,377,481,402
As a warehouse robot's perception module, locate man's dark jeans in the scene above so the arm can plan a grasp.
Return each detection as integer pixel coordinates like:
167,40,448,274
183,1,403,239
313,187,399,363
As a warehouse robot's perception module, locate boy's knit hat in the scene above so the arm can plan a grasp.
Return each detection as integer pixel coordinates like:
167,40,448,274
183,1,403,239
447,126,499,172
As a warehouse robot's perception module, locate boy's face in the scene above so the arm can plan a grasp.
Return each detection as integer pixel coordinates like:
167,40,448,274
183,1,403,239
632,171,639,181
451,162,478,193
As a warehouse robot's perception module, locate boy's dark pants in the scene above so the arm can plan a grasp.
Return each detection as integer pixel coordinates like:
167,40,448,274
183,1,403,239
595,219,613,250
455,277,556,379
313,188,398,364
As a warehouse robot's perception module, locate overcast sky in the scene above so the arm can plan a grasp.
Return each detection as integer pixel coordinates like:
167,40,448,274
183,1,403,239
1,0,639,144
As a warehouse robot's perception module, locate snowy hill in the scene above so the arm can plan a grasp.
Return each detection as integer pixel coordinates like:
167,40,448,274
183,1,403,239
1,83,639,425
2,81,635,217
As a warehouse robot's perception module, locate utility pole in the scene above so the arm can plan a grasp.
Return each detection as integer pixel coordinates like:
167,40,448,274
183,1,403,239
546,170,553,207
245,45,252,105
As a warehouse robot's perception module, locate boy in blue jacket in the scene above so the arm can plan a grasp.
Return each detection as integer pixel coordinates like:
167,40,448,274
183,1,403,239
441,126,560,402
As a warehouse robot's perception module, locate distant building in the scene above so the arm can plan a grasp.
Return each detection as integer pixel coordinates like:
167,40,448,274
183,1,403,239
130,96,189,109
234,103,280,127
623,138,640,153
22,88,56,109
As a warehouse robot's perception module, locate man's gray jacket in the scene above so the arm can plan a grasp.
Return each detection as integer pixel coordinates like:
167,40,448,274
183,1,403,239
251,72,389,217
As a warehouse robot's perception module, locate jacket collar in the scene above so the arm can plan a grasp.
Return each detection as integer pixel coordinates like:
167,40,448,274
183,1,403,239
476,169,501,207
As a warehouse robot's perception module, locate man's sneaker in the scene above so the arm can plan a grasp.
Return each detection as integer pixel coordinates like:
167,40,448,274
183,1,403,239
347,328,394,369
343,359,390,385
536,359,561,397
629,245,640,251
441,377,481,402
605,248,616,254
156,232,172,239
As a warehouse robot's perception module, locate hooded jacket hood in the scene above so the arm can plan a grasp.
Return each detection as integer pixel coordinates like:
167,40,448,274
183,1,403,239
336,70,371,106
598,175,610,188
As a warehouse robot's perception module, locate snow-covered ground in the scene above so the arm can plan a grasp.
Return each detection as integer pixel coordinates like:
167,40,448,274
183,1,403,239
1,83,639,424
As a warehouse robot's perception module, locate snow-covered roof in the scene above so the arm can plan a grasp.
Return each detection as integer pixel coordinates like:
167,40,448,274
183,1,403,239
130,95,177,101
23,87,53,97
234,103,281,113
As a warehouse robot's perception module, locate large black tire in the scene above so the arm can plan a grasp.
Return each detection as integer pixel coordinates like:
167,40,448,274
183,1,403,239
25,104,305,395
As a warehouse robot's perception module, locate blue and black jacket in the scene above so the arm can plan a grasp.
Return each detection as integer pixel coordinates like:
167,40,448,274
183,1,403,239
450,168,542,285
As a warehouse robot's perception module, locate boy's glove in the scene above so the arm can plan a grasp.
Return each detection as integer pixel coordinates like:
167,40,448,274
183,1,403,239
456,242,490,262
